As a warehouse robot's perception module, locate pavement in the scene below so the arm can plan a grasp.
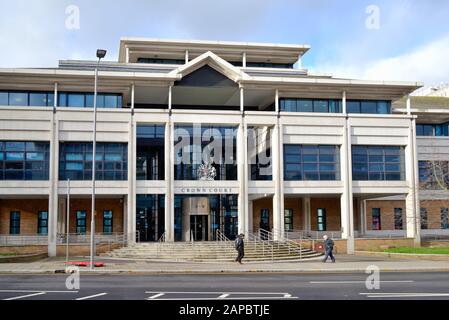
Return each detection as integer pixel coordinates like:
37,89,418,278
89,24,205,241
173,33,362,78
0,254,448,274
1,272,449,300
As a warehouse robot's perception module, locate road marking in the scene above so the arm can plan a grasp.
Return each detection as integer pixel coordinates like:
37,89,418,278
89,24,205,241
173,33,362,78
147,293,165,300
144,291,298,300
145,291,292,295
0,290,78,293
76,293,108,300
311,280,414,284
3,292,46,300
149,297,298,301
361,292,449,298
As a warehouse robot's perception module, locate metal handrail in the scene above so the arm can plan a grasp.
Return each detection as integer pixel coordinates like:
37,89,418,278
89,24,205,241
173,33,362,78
157,231,167,257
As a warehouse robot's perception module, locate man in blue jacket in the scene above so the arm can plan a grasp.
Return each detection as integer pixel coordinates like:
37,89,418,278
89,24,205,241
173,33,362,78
322,235,336,263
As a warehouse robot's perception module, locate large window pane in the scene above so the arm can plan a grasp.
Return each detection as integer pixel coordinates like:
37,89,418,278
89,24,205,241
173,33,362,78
284,144,340,181
59,142,128,181
352,145,404,181
9,92,28,106
0,92,8,105
67,93,85,107
29,93,48,107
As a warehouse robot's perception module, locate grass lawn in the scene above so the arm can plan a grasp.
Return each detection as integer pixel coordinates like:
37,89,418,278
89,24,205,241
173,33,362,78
384,247,449,255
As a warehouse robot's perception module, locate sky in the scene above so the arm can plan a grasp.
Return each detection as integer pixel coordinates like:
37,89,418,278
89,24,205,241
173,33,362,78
0,0,449,88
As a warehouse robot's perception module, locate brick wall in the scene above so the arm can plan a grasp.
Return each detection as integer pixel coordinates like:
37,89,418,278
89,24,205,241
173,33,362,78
310,198,341,231
365,199,449,231
420,200,449,230
366,200,406,231
68,198,124,234
252,197,303,231
0,199,48,235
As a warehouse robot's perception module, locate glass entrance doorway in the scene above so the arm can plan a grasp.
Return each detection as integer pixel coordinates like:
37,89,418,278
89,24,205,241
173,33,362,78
190,215,208,241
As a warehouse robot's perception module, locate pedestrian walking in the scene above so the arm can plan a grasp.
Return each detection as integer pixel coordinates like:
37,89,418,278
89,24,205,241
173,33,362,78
322,235,336,263
235,233,245,264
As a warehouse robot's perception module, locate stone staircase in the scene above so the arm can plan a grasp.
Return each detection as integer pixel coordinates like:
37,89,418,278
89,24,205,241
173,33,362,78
102,240,324,262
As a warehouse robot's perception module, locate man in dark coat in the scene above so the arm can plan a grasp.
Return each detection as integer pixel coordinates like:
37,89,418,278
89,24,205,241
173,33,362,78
322,235,336,263
235,234,245,264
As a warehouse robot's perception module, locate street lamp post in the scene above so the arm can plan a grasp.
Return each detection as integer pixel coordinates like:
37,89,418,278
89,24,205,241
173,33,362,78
90,49,107,270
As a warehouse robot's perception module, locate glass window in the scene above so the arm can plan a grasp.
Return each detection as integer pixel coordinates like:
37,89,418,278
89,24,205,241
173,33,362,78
317,208,326,231
10,211,20,235
420,208,428,230
361,101,377,114
38,211,48,235
297,100,313,112
313,100,328,113
377,101,391,114
76,211,87,234
0,92,8,105
9,92,28,106
441,208,449,230
67,93,85,108
352,146,404,181
394,208,403,230
372,208,381,231
347,101,360,113
174,125,237,181
59,142,127,181
260,209,270,231
284,209,293,232
29,93,48,107
284,145,340,181
1,141,49,181
103,210,113,234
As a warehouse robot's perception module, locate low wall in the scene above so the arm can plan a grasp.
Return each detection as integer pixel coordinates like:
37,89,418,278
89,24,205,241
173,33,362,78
422,240,449,248
0,243,123,257
296,238,416,253
0,252,48,263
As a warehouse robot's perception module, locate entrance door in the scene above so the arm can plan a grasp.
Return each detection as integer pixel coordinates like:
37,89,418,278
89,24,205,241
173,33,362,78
136,208,157,242
190,216,208,241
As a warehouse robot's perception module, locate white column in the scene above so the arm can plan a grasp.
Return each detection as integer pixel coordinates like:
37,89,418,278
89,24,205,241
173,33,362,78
165,85,175,242
125,47,130,63
303,197,311,232
185,50,189,64
48,104,58,256
237,87,247,235
405,117,421,245
341,92,355,254
272,123,282,240
242,52,247,68
406,95,411,115
248,200,254,234
359,199,366,236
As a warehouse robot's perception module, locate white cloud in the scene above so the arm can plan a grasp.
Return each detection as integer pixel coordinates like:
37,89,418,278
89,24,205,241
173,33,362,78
312,34,449,88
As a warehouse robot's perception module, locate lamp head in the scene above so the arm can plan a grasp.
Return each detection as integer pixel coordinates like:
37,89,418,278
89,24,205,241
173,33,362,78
96,49,107,59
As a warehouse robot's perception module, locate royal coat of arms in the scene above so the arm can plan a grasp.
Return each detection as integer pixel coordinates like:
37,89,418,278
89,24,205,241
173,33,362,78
197,163,217,181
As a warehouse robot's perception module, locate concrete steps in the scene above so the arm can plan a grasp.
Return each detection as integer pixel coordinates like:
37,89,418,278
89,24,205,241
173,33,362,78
102,241,324,262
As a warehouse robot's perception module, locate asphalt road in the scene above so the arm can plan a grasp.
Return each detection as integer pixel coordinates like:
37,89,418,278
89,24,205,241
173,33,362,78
0,272,449,300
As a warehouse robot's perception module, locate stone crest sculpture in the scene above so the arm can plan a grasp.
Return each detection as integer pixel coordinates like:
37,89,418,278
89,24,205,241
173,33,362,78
197,163,217,181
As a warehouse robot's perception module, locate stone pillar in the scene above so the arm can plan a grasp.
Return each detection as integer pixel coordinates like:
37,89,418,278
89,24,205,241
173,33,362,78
272,122,283,240
405,117,421,245
237,86,247,235
165,85,175,242
303,197,311,232
248,200,254,234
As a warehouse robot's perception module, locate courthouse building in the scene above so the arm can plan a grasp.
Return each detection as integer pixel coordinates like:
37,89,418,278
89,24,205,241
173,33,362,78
0,37,448,256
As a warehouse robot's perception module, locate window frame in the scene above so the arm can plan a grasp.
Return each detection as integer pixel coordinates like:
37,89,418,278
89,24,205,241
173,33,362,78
10,211,21,235
317,208,327,232
37,211,48,235
372,208,381,231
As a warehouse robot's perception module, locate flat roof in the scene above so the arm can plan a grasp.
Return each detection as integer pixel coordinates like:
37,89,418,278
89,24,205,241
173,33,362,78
119,37,310,65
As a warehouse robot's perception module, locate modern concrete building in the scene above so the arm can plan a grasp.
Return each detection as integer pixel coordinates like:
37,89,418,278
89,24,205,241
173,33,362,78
0,37,448,257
